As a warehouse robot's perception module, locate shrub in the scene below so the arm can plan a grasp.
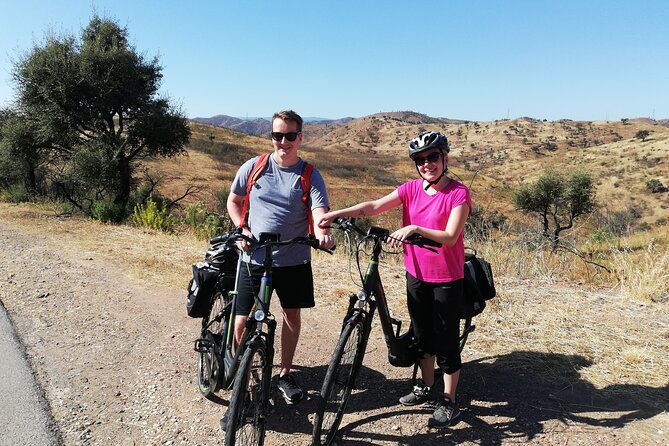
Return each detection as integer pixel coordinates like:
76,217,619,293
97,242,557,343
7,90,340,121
1,184,32,203
606,209,637,237
213,186,231,214
184,201,231,240
589,229,615,244
132,198,176,232
466,205,507,241
91,200,126,223
646,179,668,193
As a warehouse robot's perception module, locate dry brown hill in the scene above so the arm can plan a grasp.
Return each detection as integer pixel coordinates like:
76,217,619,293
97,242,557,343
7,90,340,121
146,114,669,232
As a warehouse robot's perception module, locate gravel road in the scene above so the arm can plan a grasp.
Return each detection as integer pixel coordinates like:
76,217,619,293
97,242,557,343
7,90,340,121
1,207,667,446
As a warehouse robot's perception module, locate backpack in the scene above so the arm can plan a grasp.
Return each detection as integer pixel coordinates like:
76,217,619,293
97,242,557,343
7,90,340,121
462,248,496,318
238,153,315,235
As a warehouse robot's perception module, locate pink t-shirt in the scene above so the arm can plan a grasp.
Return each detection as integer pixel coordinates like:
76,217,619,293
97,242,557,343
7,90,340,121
397,178,472,283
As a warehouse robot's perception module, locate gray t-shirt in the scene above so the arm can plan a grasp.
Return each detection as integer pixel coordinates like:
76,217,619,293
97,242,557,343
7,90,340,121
231,155,330,266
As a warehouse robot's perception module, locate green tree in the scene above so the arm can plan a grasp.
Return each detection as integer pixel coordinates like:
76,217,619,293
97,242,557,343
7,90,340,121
6,15,190,212
635,130,651,142
512,168,596,250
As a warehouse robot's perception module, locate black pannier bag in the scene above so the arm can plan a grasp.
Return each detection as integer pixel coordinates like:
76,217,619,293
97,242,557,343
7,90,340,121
462,248,496,318
186,239,239,318
388,329,417,367
187,263,220,318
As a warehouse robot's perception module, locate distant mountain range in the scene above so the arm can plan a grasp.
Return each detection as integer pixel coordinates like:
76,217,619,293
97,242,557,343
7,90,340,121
191,114,355,136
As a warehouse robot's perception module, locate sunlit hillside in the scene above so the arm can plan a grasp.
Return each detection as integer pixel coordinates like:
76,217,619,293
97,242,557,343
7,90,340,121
147,114,669,235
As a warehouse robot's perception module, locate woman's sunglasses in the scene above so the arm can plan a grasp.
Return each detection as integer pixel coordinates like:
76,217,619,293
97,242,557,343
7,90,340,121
413,152,442,166
271,131,301,142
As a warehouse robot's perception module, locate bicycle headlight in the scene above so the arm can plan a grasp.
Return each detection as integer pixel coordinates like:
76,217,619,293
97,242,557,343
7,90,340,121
254,309,265,321
357,291,366,301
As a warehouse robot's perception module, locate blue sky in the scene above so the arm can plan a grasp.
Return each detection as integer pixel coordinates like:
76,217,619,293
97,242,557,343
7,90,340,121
1,1,667,122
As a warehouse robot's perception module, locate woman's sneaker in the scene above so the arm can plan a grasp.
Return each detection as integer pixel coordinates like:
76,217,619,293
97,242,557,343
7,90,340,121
277,374,303,403
428,398,460,429
399,381,437,406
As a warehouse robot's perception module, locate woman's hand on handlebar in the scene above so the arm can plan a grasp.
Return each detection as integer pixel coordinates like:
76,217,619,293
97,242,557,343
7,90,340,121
387,225,417,248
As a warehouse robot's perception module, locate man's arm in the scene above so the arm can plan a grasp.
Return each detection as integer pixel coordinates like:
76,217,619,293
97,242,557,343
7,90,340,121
312,206,336,250
227,191,253,250
227,191,246,228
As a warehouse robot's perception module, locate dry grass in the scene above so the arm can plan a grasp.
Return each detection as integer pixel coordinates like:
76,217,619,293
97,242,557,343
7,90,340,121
0,202,203,290
612,242,669,302
467,277,669,398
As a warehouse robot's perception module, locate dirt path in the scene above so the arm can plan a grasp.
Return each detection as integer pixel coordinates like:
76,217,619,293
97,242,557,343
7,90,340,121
0,204,667,446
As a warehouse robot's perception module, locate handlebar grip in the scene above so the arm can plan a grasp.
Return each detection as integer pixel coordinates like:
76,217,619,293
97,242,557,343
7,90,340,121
405,233,442,248
303,235,335,255
209,235,227,244
421,237,442,248
210,228,253,246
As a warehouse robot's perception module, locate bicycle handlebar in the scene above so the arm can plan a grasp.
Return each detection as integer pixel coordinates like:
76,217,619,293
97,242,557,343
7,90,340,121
332,217,442,252
209,229,333,255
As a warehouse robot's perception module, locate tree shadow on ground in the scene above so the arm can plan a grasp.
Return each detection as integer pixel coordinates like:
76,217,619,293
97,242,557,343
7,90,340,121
268,351,669,445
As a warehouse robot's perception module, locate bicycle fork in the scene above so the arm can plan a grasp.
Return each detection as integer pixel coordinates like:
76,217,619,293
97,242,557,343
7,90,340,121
341,292,375,389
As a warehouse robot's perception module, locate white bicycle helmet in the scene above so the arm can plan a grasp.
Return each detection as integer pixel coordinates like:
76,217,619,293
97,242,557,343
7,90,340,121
408,131,450,158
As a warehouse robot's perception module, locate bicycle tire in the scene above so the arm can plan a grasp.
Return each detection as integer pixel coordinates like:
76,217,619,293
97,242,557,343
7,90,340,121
224,339,270,446
312,313,366,446
197,291,229,399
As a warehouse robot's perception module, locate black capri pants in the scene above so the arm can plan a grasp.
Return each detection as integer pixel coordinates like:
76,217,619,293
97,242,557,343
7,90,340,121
406,272,465,375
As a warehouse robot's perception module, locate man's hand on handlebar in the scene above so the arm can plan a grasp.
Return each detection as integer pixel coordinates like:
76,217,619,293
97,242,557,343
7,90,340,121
236,226,254,252
317,233,336,250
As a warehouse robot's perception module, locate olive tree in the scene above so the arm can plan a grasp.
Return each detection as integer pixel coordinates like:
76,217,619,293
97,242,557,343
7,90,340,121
6,15,190,212
513,168,596,250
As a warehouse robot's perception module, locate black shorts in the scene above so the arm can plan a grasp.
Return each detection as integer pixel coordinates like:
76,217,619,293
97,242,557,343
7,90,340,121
406,272,465,375
235,262,315,315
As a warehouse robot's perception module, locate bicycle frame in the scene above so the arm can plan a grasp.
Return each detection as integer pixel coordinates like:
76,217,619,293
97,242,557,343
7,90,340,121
339,220,474,365
342,226,409,368
194,231,281,393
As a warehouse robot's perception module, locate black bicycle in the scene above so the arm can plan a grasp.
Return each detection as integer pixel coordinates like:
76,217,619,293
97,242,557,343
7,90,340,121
311,218,475,446
194,229,331,446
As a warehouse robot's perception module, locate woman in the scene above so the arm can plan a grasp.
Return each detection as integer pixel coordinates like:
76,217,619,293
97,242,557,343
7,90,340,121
317,131,471,429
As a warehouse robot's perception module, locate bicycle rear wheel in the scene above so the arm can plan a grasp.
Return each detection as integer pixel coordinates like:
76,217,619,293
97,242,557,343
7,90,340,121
197,291,230,399
312,313,366,446
224,339,270,446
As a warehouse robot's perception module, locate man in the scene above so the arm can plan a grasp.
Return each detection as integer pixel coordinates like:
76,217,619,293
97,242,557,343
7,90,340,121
225,110,335,410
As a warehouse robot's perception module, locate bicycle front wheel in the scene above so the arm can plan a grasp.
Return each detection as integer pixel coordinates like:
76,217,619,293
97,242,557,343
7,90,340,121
224,339,270,446
312,313,366,446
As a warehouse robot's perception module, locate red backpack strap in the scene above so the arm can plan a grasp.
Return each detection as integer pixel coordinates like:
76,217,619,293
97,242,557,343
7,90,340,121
301,162,314,236
238,153,271,228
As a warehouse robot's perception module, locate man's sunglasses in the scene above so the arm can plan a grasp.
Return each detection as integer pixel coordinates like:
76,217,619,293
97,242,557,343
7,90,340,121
271,131,301,142
413,152,442,166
